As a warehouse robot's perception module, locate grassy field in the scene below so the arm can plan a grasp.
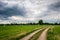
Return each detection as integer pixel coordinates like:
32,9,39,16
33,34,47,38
53,25,60,40
47,25,60,40
0,25,60,40
0,25,45,40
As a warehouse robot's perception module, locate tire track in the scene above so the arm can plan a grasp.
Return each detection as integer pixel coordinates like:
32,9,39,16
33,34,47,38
20,28,46,40
37,27,50,40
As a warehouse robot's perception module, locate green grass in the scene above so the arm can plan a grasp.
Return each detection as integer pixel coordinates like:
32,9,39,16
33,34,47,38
47,25,60,40
0,25,42,40
0,25,55,40
53,25,60,40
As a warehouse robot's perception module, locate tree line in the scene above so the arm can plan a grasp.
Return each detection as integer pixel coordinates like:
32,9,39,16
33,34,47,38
0,20,60,26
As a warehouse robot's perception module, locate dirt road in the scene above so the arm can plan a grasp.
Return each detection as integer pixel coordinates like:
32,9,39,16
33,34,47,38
37,27,50,40
20,28,45,40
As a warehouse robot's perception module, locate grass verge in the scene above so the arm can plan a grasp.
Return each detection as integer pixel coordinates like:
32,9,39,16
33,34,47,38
47,25,60,40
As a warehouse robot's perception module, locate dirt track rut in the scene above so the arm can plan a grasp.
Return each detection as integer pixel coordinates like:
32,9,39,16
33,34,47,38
20,28,45,40
37,27,50,40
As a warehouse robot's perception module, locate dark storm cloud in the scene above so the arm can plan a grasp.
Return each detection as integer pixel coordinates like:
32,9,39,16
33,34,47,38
0,6,26,17
0,1,26,19
0,0,60,24
49,1,60,11
0,1,8,10
0,1,7,7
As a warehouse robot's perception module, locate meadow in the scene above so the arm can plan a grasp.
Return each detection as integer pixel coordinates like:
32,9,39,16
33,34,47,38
47,25,60,40
0,25,44,40
0,25,60,40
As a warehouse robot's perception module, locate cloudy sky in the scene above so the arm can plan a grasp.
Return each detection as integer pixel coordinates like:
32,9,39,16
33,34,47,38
0,0,60,24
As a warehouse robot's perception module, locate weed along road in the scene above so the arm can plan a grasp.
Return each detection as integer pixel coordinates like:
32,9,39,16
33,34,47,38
20,27,46,40
37,27,50,40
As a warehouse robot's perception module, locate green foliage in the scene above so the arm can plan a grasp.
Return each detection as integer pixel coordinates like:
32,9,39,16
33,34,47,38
38,20,43,25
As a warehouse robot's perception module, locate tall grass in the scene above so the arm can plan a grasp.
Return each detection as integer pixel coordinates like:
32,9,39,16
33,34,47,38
0,25,52,40
47,25,60,40
0,25,41,40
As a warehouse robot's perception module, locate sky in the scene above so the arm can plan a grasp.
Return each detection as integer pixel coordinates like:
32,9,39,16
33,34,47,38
0,0,60,24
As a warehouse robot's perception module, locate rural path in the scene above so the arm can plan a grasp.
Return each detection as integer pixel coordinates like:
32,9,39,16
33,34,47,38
20,28,45,40
37,27,50,40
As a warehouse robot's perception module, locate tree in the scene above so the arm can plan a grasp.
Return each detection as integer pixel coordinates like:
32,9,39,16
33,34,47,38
39,20,43,25
55,23,58,25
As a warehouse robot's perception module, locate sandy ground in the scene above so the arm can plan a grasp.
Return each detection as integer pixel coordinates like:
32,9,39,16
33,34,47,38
37,27,50,40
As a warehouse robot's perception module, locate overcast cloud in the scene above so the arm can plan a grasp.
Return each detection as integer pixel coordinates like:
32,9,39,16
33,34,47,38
0,0,60,24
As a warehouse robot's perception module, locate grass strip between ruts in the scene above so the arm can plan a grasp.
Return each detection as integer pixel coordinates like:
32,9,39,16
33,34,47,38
29,27,47,40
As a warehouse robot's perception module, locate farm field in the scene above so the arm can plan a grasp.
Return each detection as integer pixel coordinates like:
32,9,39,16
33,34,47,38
0,25,60,40
0,25,47,40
